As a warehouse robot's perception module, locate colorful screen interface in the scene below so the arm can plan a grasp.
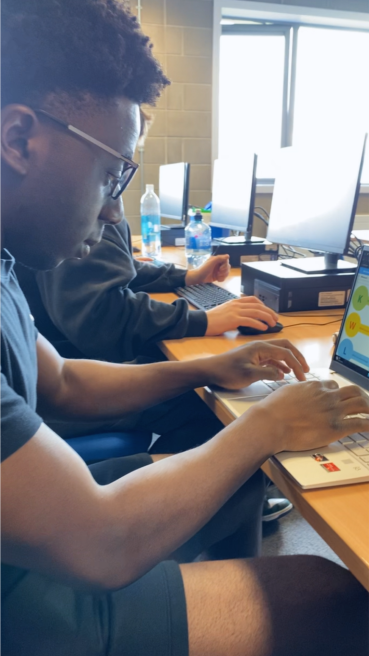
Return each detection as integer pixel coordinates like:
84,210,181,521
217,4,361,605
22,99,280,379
335,248,369,376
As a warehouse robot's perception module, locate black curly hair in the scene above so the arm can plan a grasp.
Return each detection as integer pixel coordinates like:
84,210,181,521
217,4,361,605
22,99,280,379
1,0,170,110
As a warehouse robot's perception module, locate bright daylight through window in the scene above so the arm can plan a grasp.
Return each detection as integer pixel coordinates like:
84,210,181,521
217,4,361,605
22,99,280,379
218,21,369,184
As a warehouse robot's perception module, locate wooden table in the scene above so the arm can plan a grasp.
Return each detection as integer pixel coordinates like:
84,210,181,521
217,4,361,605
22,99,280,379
146,243,369,590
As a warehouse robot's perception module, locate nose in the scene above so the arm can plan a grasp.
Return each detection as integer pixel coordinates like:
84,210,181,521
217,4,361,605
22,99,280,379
99,196,124,226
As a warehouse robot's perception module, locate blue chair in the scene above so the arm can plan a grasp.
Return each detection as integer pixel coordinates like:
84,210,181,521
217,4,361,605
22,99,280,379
65,431,152,464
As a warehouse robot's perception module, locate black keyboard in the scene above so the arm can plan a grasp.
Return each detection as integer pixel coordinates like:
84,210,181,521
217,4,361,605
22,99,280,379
175,283,239,310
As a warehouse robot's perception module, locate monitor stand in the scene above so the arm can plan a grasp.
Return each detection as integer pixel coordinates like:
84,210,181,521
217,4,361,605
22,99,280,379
213,235,265,245
281,253,357,275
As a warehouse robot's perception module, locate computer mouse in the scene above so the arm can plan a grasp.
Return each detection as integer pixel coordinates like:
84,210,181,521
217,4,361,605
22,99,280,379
238,321,284,336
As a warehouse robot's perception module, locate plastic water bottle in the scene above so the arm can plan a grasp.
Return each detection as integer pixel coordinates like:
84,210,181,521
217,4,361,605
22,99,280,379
140,184,161,258
185,209,212,268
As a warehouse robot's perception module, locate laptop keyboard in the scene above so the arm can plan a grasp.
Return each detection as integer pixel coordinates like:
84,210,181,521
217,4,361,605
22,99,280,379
338,433,369,468
263,372,369,469
263,371,320,391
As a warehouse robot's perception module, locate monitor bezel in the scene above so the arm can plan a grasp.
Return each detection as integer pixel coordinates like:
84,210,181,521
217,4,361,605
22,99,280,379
159,162,191,224
210,154,258,234
266,134,367,256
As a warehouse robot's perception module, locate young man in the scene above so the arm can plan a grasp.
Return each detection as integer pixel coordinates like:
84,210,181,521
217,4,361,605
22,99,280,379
13,50,289,523
2,2,369,656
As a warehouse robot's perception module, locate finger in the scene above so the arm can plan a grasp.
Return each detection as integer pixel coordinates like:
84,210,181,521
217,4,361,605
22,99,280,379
237,310,278,327
238,298,279,320
237,318,273,331
212,255,229,266
261,359,291,374
235,302,277,315
266,339,310,372
319,379,339,390
335,384,369,403
335,416,369,437
246,365,285,383
339,395,369,418
255,344,308,380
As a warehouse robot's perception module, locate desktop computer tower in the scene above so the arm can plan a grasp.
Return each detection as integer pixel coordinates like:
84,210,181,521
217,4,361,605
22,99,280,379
241,260,356,312
160,225,186,247
212,239,278,268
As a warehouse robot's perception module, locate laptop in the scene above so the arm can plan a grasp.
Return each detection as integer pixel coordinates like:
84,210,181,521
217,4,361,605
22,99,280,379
212,245,369,489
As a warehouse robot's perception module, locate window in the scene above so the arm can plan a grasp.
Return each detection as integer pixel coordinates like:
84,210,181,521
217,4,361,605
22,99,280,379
215,4,369,185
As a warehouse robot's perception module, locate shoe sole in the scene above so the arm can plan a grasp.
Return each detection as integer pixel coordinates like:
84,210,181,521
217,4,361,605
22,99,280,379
262,503,293,522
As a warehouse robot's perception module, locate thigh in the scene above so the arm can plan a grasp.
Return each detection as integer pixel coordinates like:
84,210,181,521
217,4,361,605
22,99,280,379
46,390,222,449
181,556,369,656
145,391,224,453
2,561,188,656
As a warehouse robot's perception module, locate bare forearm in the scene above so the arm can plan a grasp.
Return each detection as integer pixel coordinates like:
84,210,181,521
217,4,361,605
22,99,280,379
50,357,214,419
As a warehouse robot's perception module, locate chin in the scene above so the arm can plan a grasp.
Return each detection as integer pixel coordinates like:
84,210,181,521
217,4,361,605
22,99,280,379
13,246,65,271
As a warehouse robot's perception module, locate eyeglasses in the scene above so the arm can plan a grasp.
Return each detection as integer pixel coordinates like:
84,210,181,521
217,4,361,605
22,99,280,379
33,108,139,199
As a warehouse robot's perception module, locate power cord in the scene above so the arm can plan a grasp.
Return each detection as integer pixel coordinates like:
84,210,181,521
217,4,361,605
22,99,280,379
280,318,343,328
253,212,269,227
254,206,270,220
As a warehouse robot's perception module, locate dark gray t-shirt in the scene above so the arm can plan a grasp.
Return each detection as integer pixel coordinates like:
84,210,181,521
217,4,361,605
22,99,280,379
1,249,43,597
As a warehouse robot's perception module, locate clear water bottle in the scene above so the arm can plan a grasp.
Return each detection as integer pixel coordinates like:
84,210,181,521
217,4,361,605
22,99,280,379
140,184,161,258
185,209,212,268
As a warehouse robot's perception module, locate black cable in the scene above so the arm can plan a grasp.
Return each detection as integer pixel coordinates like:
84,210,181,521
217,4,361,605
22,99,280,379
254,206,270,219
279,313,344,318
253,211,269,227
281,318,343,328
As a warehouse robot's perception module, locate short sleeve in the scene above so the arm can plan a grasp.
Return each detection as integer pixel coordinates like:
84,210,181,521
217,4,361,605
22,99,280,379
1,372,43,462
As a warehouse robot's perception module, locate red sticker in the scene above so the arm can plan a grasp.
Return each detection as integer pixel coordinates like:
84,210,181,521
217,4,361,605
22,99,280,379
321,462,340,473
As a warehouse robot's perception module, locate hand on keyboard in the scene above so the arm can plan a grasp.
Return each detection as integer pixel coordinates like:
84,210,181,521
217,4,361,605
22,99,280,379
205,296,279,336
257,378,369,454
208,338,309,389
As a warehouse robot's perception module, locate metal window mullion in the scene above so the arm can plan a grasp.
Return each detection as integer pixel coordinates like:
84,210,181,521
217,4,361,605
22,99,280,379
286,26,299,147
221,24,292,37
281,28,291,148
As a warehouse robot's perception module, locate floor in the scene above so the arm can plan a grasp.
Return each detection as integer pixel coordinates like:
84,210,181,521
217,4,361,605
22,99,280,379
261,486,345,567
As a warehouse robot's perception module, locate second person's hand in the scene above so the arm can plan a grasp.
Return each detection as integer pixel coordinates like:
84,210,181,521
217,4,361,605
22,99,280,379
205,296,279,335
185,255,230,286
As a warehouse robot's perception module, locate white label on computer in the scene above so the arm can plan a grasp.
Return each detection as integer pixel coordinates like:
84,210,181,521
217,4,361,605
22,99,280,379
318,291,346,307
175,238,186,246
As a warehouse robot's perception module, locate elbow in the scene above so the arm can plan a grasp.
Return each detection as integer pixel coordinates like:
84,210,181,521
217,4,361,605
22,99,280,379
57,533,146,593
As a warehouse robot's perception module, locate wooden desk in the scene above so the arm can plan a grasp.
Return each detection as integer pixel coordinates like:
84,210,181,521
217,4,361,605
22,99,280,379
149,244,369,590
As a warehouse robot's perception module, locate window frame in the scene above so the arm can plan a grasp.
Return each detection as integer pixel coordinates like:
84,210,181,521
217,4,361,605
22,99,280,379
213,1,369,192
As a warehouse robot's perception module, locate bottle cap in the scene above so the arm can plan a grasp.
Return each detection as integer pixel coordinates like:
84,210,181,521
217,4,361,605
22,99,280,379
146,184,154,192
194,209,202,221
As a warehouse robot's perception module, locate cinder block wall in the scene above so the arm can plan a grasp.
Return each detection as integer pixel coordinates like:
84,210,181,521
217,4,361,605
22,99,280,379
126,0,213,233
126,0,368,235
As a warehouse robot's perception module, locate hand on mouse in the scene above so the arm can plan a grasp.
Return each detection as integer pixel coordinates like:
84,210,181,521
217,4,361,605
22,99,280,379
205,296,279,336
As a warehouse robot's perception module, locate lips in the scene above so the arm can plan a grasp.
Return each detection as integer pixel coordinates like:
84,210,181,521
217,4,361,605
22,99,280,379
78,243,91,258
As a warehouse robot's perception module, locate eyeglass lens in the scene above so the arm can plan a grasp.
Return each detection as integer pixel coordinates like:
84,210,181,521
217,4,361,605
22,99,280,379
111,163,137,199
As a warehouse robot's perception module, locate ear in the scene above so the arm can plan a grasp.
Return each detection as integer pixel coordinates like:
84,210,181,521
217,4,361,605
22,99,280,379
1,105,38,176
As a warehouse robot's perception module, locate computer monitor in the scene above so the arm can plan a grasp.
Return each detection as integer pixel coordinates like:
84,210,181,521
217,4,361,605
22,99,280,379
211,155,263,243
266,133,367,274
159,162,190,225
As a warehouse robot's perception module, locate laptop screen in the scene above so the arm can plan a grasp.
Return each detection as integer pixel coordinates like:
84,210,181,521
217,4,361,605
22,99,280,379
332,245,369,382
